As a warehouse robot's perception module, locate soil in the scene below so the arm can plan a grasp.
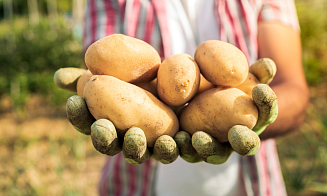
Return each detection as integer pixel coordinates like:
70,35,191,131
0,95,106,196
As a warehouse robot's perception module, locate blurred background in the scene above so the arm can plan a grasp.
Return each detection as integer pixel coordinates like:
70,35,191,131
0,0,326,195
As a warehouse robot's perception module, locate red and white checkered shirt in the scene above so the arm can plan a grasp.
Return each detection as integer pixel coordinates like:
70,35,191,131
83,1,299,195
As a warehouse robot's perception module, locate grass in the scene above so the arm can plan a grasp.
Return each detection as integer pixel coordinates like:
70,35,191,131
277,83,327,196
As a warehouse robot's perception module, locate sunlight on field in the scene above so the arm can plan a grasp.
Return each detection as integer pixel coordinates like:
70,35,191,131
0,96,105,196
0,0,327,195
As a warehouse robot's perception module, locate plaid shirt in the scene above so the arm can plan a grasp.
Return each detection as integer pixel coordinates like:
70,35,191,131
83,1,299,195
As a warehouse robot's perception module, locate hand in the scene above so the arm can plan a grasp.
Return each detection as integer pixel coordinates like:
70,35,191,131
175,58,278,164
54,68,179,165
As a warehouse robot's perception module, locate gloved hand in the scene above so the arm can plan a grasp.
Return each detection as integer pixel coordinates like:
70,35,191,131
54,68,179,165
175,58,278,164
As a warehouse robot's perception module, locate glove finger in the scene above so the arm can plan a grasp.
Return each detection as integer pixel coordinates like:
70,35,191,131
66,95,95,135
153,135,179,164
249,58,276,85
91,119,122,156
54,67,86,92
252,84,278,135
228,125,261,156
192,131,233,165
174,131,203,163
123,127,151,165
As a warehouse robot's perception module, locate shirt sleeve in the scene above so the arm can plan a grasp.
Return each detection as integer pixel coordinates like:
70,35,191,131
258,0,300,31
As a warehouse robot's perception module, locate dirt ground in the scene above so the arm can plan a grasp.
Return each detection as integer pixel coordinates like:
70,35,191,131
0,95,106,196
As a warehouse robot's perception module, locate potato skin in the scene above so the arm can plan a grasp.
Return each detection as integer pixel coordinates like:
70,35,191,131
194,40,248,87
157,54,200,107
197,74,215,95
76,70,93,97
85,34,161,83
179,88,258,143
133,78,158,98
83,75,179,147
235,72,260,98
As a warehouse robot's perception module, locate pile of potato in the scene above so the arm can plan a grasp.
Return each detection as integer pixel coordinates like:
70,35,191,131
54,34,277,162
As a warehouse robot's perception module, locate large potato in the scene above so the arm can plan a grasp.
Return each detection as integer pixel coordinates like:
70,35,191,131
133,78,158,98
235,72,260,98
83,75,179,147
196,74,215,95
179,88,258,143
85,34,161,83
157,54,200,107
76,70,93,97
194,40,248,87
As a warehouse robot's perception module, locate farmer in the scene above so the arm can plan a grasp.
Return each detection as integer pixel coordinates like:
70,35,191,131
82,0,309,195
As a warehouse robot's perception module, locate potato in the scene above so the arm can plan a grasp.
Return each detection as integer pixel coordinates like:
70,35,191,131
76,70,93,97
83,75,179,147
197,74,215,95
85,34,161,83
157,54,200,107
179,88,258,143
194,40,248,87
235,72,260,98
133,78,158,97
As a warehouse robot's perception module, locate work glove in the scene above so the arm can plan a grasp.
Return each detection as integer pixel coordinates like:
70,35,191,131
54,68,179,165
175,58,278,164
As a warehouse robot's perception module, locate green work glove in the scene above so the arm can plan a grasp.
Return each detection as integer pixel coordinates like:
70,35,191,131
175,58,278,165
54,68,179,165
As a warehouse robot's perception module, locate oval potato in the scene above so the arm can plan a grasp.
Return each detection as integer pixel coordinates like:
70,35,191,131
84,75,179,147
133,78,158,98
235,72,260,98
76,70,93,97
157,54,200,107
179,88,258,143
196,74,215,95
194,40,248,87
85,34,161,83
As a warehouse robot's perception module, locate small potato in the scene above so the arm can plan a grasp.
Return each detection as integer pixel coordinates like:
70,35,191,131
76,70,93,97
235,73,260,98
179,88,258,143
133,78,158,98
85,34,161,83
84,75,179,147
196,74,215,95
157,54,200,107
194,40,248,87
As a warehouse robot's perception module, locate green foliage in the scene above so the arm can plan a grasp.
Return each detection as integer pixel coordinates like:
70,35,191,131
296,1,327,86
0,17,83,112
0,0,74,19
